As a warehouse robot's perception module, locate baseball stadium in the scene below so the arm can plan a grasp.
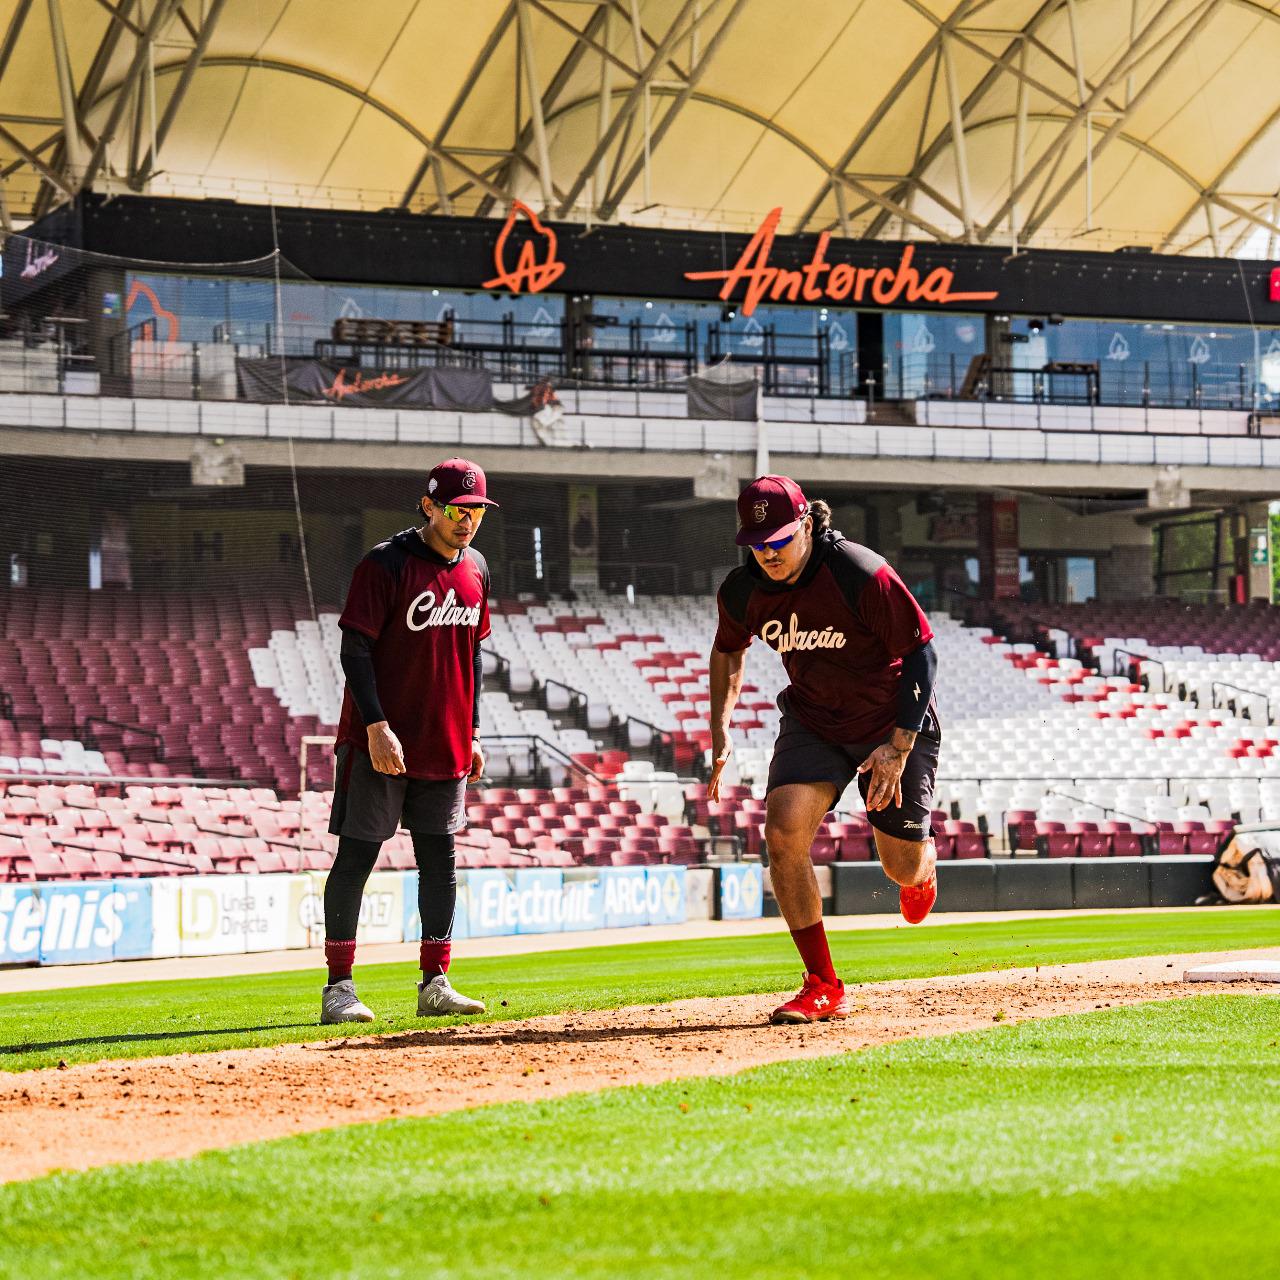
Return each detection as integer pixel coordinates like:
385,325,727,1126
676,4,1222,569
1,2,1279,1276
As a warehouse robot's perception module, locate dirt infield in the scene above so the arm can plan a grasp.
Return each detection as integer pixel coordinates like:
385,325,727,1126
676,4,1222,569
2,949,1275,1184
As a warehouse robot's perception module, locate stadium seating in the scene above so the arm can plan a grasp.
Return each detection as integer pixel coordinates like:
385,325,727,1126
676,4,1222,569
0,587,328,793
1,586,1262,882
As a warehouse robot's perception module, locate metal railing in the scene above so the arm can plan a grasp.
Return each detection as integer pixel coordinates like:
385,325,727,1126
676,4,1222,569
906,352,1275,412
1112,647,1160,683
477,733,605,788
618,714,677,774
82,716,165,762
1210,681,1273,724
539,678,588,727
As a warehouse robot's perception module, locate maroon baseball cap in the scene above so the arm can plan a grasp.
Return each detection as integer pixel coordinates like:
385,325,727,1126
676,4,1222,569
735,475,809,546
425,457,499,507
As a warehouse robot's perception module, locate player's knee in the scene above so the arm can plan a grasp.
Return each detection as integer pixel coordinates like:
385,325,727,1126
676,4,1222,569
764,819,812,860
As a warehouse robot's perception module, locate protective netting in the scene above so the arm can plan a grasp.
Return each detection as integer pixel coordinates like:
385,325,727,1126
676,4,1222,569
0,230,745,808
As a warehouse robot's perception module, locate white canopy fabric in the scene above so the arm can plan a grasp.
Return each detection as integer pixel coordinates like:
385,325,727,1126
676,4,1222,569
2,0,1279,256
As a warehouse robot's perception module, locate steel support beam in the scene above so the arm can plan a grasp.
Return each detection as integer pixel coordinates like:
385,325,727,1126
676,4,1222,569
79,0,180,194
607,0,690,83
46,0,90,182
133,0,229,185
1011,36,1027,247
593,3,612,209
400,1,517,208
1159,100,1280,251
555,0,699,216
1018,0,1226,241
526,0,634,79
860,0,1057,240
517,0,556,209
0,122,75,198
791,14,952,235
599,0,747,220
940,31,974,240
478,2,609,218
834,173,954,242
0,0,35,85
976,0,1189,243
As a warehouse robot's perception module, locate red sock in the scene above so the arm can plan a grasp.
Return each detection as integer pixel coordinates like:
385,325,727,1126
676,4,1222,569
790,921,838,985
420,940,451,978
325,939,356,985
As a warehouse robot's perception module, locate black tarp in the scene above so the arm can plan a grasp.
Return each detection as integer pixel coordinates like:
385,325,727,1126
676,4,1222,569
685,372,759,420
237,358,498,411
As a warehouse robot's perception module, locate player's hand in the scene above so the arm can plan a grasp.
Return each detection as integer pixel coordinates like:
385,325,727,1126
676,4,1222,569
367,721,406,775
857,743,907,811
468,740,485,783
706,740,733,802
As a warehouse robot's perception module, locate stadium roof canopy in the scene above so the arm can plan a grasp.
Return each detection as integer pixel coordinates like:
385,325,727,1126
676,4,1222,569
2,0,1280,257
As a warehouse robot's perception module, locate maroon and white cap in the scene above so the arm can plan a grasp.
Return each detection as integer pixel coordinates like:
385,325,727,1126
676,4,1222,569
735,474,808,546
425,457,499,507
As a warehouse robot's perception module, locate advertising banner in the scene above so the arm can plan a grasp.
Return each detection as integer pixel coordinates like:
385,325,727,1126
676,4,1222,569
512,868,566,935
600,867,650,928
718,863,764,920
567,483,599,589
978,496,1020,601
149,878,182,958
0,885,41,964
645,865,688,926
8,864,694,967
357,872,406,945
178,875,250,957
401,870,471,943
402,871,421,943
1,881,153,965
289,873,325,950
561,867,607,932
465,869,516,937
236,359,495,411
464,867,616,936
242,875,296,953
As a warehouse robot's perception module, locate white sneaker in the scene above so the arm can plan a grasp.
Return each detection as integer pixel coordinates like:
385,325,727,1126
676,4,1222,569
321,979,376,1024
417,974,485,1016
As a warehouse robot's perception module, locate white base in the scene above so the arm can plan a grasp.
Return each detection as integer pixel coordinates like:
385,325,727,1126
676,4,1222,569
1184,959,1280,983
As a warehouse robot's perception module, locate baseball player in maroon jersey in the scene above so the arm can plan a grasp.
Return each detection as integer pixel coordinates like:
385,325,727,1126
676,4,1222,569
708,475,940,1024
320,457,496,1024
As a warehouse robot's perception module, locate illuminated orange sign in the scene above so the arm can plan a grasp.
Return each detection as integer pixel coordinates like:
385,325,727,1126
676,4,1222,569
482,200,566,294
684,207,999,316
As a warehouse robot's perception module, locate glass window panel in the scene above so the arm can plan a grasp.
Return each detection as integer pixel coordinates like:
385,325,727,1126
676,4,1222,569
883,312,984,396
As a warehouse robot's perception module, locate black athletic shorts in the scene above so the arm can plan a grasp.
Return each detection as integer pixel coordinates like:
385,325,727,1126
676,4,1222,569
327,744,468,843
765,708,942,842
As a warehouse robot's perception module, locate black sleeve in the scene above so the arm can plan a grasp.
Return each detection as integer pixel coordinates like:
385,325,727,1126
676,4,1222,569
340,626,387,726
896,640,937,732
473,645,483,737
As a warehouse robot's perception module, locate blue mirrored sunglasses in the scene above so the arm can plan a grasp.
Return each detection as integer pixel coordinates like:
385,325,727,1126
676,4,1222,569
750,532,795,553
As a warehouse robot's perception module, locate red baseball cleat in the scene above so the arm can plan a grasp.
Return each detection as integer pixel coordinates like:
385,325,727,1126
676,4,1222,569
770,973,850,1024
900,868,937,924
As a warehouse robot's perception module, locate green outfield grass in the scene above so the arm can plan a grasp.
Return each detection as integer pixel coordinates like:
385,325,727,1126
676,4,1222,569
2,995,1277,1279
1,910,1276,1072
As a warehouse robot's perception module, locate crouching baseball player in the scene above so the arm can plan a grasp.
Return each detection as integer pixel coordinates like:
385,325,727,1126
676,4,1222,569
320,457,496,1024
708,475,941,1024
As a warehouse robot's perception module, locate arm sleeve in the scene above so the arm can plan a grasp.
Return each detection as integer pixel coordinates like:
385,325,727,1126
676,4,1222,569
896,640,937,732
340,626,387,725
473,645,482,736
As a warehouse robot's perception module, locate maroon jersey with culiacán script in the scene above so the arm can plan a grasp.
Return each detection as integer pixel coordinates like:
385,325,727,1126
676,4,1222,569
714,529,935,743
336,529,491,779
